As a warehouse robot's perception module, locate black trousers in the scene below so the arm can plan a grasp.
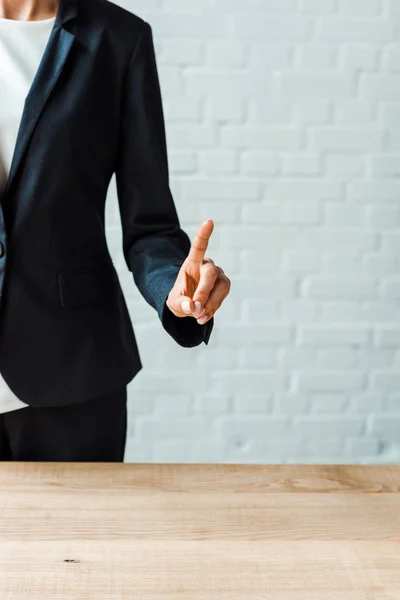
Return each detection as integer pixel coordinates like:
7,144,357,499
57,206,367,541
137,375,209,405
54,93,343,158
0,386,127,462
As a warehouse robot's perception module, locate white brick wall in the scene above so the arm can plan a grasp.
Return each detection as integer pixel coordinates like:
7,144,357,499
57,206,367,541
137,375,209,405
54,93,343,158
105,0,400,464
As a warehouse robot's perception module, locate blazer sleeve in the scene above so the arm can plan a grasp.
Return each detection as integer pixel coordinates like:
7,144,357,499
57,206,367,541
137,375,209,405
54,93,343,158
114,21,214,347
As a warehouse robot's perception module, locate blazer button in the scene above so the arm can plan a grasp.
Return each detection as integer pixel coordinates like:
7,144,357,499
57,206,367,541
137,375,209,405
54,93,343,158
0,243,4,257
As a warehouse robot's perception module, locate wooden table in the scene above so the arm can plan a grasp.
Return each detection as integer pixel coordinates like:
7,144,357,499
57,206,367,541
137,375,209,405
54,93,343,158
0,464,399,599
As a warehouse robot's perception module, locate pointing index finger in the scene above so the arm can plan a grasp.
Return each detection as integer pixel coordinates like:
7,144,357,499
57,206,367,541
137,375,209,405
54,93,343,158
187,219,214,264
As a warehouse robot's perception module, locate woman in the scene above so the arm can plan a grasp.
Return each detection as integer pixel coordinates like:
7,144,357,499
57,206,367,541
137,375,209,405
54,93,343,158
0,0,230,462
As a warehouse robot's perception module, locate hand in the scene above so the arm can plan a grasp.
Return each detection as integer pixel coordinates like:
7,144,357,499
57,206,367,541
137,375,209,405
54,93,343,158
166,219,231,325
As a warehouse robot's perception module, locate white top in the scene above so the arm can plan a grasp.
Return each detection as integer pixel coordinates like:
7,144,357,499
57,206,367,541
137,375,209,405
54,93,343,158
0,15,56,413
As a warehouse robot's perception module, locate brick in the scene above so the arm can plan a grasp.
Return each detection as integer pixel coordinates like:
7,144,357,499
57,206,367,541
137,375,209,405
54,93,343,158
381,233,400,252
308,438,346,456
298,325,371,345
264,179,343,201
294,371,365,392
232,15,312,40
380,105,400,127
197,346,237,368
299,230,377,253
337,0,382,14
136,373,210,394
325,155,366,177
149,14,227,37
319,301,399,323
370,371,400,391
128,393,155,416
299,0,336,11
367,206,400,228
153,440,192,463
324,205,365,226
372,156,400,177
241,202,280,223
282,154,321,175
241,152,280,175
221,417,290,440
215,0,296,10
360,74,400,100
374,327,400,346
383,278,400,299
340,45,379,70
310,393,350,413
139,418,215,440
298,45,337,69
160,39,202,66
302,276,377,299
280,73,354,98
346,437,381,459
282,252,321,273
294,100,330,123
276,393,310,413
317,18,393,43
208,41,246,68
193,394,231,414
370,415,400,443
250,100,292,124
170,150,197,173
363,254,398,275
279,347,318,368
294,416,365,436
168,125,216,148
321,255,362,274
233,394,274,413
237,346,278,368
165,96,201,121
381,47,400,71
249,44,293,69
211,371,288,393
198,151,237,175
208,97,243,121
312,128,383,151
214,326,286,354
241,249,285,271
182,178,260,201
334,102,374,125
354,348,396,370
281,202,321,224
350,393,387,412
232,276,296,299
221,127,302,150
385,132,400,151
154,394,192,415
191,442,226,463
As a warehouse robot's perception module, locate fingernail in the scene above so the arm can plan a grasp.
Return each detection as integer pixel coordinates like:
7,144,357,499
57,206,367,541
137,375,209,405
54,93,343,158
198,315,208,324
194,301,202,315
181,300,191,313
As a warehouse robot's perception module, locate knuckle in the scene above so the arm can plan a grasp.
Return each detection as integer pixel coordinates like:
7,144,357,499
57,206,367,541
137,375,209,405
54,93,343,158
205,261,217,271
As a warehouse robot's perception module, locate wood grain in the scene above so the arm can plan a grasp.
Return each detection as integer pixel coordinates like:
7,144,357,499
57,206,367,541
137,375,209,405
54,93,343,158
0,463,399,599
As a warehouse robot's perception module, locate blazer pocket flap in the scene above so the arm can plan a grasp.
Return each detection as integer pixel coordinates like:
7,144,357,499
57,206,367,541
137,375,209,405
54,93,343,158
58,263,119,308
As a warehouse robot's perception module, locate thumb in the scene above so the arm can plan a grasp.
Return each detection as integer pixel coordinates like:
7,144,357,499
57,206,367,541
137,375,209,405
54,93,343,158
170,295,195,317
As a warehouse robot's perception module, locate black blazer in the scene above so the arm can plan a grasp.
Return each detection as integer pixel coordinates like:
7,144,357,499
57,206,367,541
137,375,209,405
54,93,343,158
0,0,214,408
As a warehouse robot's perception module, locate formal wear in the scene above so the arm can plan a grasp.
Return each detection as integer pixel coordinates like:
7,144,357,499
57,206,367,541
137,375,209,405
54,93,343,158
0,14,56,414
0,385,127,461
0,0,214,412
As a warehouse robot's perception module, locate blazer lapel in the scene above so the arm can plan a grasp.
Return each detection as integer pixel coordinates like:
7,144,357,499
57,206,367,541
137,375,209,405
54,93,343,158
1,0,78,203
